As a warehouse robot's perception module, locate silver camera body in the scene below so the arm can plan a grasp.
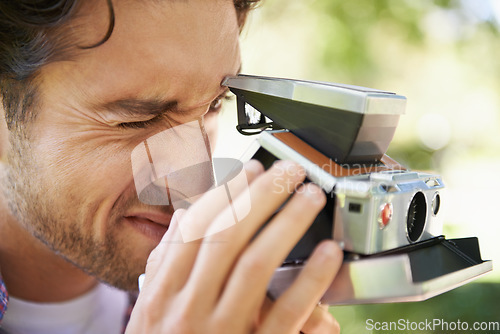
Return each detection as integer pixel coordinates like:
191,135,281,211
254,129,444,256
223,75,491,305
334,169,444,255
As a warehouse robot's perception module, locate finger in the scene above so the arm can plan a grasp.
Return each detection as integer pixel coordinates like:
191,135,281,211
145,209,186,269
127,210,191,331
255,299,339,334
177,159,264,243
143,160,264,295
300,305,340,334
214,183,327,330
140,209,189,295
261,240,342,333
254,296,274,329
150,159,263,264
184,161,307,304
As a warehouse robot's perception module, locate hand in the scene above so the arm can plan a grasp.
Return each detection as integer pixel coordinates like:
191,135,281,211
126,160,343,334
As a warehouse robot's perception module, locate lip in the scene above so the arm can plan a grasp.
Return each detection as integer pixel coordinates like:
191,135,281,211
124,211,173,243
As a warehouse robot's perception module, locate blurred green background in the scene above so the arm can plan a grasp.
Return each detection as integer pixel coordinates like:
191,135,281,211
213,0,500,332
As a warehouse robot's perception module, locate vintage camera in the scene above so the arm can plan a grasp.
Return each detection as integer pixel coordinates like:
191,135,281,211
223,75,492,305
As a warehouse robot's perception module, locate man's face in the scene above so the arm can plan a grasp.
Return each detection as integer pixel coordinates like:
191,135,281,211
2,0,241,290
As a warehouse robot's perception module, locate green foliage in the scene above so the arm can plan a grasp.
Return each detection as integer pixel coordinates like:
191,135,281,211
281,0,500,87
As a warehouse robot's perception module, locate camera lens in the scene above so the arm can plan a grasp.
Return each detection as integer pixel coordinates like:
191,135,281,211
432,192,441,216
406,191,427,242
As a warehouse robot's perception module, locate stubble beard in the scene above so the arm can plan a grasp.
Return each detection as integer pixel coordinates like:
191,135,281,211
1,130,145,291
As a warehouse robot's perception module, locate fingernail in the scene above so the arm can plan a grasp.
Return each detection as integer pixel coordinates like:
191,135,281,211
319,240,341,258
303,183,326,204
138,273,145,291
244,159,264,175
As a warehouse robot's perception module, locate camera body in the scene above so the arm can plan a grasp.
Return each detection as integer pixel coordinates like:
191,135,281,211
252,130,444,257
222,74,491,305
334,169,444,255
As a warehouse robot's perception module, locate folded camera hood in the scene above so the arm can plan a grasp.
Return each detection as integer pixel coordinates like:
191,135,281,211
223,74,406,164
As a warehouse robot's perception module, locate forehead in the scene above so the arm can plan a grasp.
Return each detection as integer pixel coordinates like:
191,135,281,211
39,0,241,110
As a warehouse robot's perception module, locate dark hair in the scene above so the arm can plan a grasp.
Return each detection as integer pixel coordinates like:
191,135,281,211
0,0,261,130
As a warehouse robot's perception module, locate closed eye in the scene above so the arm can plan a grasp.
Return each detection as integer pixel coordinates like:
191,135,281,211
117,113,171,129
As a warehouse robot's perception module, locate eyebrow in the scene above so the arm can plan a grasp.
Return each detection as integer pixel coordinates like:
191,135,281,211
96,98,180,119
93,84,233,119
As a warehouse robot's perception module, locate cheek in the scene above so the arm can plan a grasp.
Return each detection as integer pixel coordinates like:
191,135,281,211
33,131,137,202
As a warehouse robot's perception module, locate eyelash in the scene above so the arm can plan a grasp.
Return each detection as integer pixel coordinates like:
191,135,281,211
118,92,234,129
117,114,169,129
